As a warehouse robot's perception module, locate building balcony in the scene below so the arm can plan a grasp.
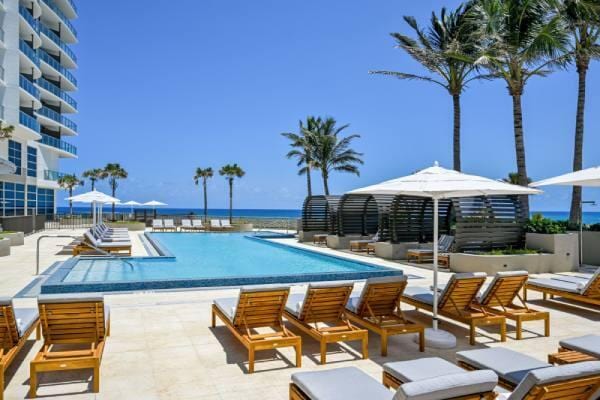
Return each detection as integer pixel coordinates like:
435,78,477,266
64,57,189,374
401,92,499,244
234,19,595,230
19,5,41,48
36,106,77,135
39,133,77,157
39,23,76,68
20,111,40,133
19,75,41,106
44,169,66,181
19,40,42,79
54,0,77,20
36,77,77,113
39,0,76,43
38,49,76,90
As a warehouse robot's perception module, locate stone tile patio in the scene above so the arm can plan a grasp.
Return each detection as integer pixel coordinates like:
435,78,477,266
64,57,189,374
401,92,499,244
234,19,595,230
0,230,597,399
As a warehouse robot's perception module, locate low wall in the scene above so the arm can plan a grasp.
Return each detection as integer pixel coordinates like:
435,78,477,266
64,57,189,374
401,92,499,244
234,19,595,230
326,234,370,249
581,231,600,266
0,215,46,234
374,241,420,260
107,222,146,231
0,232,24,246
0,238,10,256
525,233,578,270
298,231,329,243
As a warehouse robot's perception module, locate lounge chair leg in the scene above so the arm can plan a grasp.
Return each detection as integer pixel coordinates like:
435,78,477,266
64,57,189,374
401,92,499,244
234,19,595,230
469,323,476,345
380,331,388,356
35,324,41,340
29,364,37,398
93,363,100,393
523,287,527,301
500,320,506,342
320,341,327,365
248,348,255,374
516,318,522,340
418,330,425,352
543,292,547,300
544,315,550,337
0,367,4,398
295,342,302,368
362,334,369,359
211,308,216,328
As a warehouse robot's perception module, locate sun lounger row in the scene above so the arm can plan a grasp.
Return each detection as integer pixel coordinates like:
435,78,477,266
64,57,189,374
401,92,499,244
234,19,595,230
151,219,235,231
291,346,600,400
525,268,600,307
73,225,132,256
0,294,109,400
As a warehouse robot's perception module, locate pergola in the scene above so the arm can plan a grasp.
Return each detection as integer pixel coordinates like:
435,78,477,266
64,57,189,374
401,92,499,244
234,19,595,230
301,195,341,234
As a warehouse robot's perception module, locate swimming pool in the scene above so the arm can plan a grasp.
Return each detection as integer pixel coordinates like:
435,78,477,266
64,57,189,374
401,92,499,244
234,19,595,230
41,232,403,293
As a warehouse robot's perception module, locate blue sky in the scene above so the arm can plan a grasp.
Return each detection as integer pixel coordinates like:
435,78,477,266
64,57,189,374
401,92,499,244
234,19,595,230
61,0,600,211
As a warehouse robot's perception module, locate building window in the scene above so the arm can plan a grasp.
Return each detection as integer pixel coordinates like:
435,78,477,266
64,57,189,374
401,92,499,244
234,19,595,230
27,185,37,214
2,182,25,216
8,140,22,175
27,146,37,178
37,188,54,216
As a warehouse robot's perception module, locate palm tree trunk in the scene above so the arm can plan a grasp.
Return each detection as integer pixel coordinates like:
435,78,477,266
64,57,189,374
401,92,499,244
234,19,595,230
306,169,312,197
511,93,529,215
203,179,208,223
452,94,461,172
569,64,588,226
322,170,330,196
90,180,95,217
69,188,73,216
111,183,116,221
229,179,233,223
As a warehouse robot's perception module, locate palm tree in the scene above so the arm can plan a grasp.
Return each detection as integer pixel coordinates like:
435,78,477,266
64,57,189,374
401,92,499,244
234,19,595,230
194,167,214,222
503,172,532,185
57,174,83,216
469,0,570,215
0,121,15,140
219,164,245,223
371,5,486,172
560,0,600,226
281,116,321,196
103,163,128,220
309,117,364,196
82,168,107,191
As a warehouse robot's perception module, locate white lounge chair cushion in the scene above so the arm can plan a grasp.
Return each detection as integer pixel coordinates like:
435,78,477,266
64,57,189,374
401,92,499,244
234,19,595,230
527,278,581,294
383,357,465,383
508,361,600,400
347,276,408,313
479,271,528,304
456,348,550,386
403,287,435,306
14,307,39,337
393,370,498,400
213,297,237,322
292,367,393,400
559,335,600,359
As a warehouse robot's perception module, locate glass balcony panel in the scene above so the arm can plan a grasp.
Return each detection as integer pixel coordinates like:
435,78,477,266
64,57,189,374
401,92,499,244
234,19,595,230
39,23,76,63
19,5,40,33
37,77,77,110
37,106,77,132
20,111,40,132
19,39,40,67
19,75,40,99
40,133,77,155
38,49,76,86
44,169,65,181
40,0,76,38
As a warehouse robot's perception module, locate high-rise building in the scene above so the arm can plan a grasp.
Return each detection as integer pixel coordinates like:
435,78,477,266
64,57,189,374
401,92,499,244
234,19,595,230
0,0,77,221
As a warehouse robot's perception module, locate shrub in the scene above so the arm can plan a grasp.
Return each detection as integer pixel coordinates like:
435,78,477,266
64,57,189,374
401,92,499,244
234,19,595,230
525,214,568,234
588,223,600,232
484,247,540,255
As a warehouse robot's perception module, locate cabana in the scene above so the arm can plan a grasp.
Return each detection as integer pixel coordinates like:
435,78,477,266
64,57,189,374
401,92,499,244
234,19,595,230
298,195,341,242
327,193,395,249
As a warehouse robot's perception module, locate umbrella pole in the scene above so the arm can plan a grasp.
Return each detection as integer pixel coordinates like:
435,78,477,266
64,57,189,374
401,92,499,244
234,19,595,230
433,198,439,330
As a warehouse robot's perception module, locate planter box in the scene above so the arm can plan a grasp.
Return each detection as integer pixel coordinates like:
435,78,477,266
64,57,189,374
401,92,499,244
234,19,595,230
374,242,420,260
237,223,254,232
0,232,24,246
581,231,600,266
0,238,10,256
450,252,556,275
525,232,578,271
107,222,146,231
326,234,370,249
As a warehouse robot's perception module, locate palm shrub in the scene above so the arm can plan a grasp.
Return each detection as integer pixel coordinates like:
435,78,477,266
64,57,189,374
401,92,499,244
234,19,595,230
194,167,213,222
468,0,570,215
82,168,107,191
281,116,321,197
371,5,486,171
559,0,600,226
219,164,245,223
526,214,568,234
57,174,83,216
308,117,363,196
0,121,15,140
104,163,128,220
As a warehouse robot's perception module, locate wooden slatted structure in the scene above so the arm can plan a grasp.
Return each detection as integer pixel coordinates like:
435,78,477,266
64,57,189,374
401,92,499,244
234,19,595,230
453,195,526,252
389,196,452,243
300,195,340,234
337,194,395,239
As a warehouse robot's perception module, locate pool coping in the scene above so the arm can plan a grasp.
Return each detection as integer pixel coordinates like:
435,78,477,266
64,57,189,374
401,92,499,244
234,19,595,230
40,232,404,294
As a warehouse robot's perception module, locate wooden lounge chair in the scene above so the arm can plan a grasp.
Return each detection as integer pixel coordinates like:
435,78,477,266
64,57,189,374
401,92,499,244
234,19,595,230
290,366,498,400
152,219,164,231
0,298,40,400
407,234,454,263
312,234,327,245
401,272,506,345
457,348,600,399
73,231,131,256
345,276,424,356
163,219,176,232
191,219,204,231
211,286,301,373
349,232,380,253
283,283,368,364
181,219,193,231
220,219,234,229
30,294,109,398
477,271,549,340
525,268,600,307
549,334,600,365
210,219,222,230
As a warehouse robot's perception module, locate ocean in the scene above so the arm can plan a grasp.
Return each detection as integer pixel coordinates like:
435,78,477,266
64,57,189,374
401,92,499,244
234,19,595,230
56,207,600,223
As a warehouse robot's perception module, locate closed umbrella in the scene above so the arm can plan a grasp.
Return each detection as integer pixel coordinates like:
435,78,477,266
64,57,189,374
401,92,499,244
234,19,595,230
350,162,541,348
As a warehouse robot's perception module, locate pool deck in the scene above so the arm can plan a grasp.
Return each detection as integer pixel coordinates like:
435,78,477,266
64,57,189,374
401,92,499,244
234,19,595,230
0,229,597,399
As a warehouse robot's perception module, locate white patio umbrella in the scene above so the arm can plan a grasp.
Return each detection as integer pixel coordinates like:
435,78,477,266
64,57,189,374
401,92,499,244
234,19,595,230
350,162,541,348
66,190,120,226
143,200,167,217
122,200,142,214
531,166,600,265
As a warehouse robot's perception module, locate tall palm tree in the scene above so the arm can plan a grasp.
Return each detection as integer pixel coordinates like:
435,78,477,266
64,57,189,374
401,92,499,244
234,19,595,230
371,5,485,171
281,116,321,196
309,117,364,196
219,164,245,223
561,0,600,225
103,163,128,220
0,121,15,140
469,0,570,215
82,168,107,191
194,167,214,222
57,174,83,216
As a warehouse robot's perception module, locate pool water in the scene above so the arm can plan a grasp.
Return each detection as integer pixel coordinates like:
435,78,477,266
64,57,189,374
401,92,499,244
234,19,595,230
51,233,401,291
